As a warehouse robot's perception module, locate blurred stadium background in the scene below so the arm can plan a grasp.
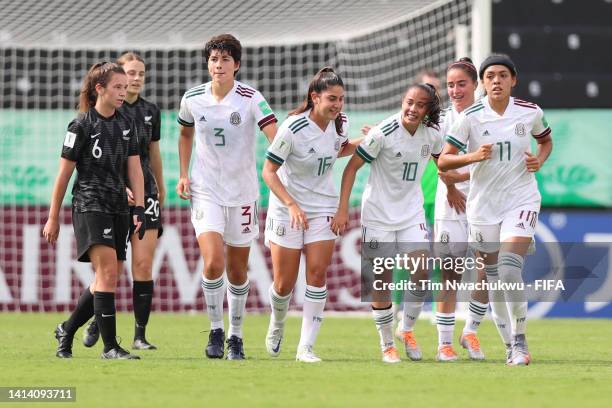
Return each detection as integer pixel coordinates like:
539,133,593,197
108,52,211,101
0,0,610,317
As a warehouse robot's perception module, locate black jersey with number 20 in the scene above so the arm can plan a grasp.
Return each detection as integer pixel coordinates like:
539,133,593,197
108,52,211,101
61,107,139,214
120,96,161,197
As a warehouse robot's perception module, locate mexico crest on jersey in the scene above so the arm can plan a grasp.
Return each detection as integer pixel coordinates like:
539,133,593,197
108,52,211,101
421,144,430,158
515,123,526,137
230,112,242,126
334,138,341,151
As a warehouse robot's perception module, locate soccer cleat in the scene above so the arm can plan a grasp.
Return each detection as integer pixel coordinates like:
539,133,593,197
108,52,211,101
436,345,458,362
460,332,485,360
396,329,422,361
101,345,140,360
82,320,99,348
505,343,513,364
226,335,246,360
265,320,284,357
296,345,322,363
54,323,74,358
382,346,401,364
132,338,157,350
205,328,225,359
508,334,531,366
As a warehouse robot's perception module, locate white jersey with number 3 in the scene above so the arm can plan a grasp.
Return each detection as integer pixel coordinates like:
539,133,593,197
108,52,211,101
265,110,349,220
446,97,551,225
356,112,443,231
177,80,277,206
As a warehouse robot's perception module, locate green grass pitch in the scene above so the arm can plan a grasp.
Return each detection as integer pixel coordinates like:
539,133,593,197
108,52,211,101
1,313,611,408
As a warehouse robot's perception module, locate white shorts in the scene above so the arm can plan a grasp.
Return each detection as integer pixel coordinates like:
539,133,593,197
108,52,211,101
264,216,337,250
361,223,430,256
434,219,469,258
469,207,538,253
191,199,259,247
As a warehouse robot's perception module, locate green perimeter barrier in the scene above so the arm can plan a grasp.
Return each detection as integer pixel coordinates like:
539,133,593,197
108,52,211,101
1,109,610,211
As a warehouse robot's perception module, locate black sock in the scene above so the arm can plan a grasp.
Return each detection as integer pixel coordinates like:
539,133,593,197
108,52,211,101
63,288,94,335
133,280,154,339
94,291,118,352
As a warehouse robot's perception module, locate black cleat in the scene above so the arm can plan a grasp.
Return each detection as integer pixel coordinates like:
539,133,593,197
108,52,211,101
101,345,140,360
54,323,73,358
226,335,246,360
82,320,99,348
205,329,225,359
132,338,157,350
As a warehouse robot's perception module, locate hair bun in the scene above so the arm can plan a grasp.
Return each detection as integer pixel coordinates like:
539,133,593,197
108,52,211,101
459,57,474,64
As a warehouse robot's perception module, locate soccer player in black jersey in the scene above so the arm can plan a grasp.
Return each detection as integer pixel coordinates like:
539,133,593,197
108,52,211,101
43,62,146,360
81,53,163,351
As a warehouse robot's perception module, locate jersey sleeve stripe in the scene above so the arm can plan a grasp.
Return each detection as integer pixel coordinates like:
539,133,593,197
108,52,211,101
431,152,440,159
177,117,194,127
532,127,551,139
356,146,374,163
382,122,399,136
341,139,349,147
290,121,309,134
265,151,284,165
445,135,466,150
465,105,484,116
185,90,206,99
258,114,278,130
288,118,308,132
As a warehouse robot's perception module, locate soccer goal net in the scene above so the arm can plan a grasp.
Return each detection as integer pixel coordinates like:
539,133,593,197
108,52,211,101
0,0,473,312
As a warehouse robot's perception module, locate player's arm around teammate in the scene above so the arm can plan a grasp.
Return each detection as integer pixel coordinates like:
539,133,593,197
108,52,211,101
438,54,552,366
176,34,277,360
262,67,349,363
433,57,511,363
43,62,145,360
332,83,444,363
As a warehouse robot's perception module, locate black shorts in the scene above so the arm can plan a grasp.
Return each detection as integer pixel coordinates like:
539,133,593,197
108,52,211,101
131,195,163,238
73,211,130,262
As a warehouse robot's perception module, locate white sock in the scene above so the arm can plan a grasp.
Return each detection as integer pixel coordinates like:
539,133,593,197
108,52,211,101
436,312,455,347
298,285,327,349
464,299,487,334
227,280,250,338
401,288,425,332
372,306,394,351
201,276,225,331
485,264,512,345
498,252,527,336
269,286,292,328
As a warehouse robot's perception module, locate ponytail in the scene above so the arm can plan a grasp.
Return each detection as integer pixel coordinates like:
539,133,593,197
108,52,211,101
289,66,345,135
78,61,125,112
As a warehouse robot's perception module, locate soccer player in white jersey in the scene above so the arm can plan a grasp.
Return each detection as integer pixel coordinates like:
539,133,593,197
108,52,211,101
434,58,512,362
439,54,553,366
333,83,444,363
176,34,278,360
262,67,358,363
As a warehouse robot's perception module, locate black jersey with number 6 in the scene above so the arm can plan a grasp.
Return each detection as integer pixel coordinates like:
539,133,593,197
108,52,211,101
61,107,139,214
120,96,161,197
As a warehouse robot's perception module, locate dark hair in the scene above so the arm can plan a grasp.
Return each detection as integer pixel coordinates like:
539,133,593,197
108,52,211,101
447,57,478,83
117,52,145,66
479,53,517,80
204,34,242,76
404,83,441,129
289,66,345,134
78,62,125,112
